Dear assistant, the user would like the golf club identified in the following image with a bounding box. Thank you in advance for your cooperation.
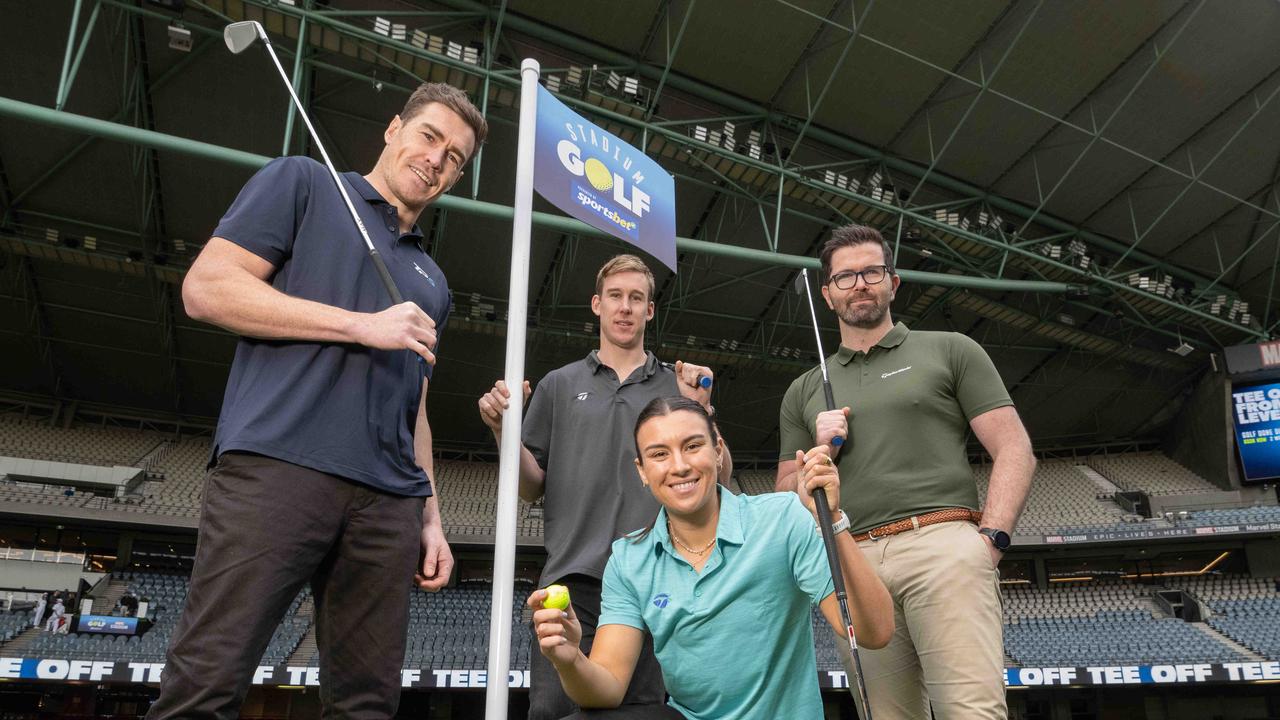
[657,364,714,389]
[224,20,404,306]
[797,270,843,448]
[796,267,873,719]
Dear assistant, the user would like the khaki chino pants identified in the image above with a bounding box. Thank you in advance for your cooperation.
[838,520,1005,720]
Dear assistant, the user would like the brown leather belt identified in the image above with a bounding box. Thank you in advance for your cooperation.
[851,507,982,542]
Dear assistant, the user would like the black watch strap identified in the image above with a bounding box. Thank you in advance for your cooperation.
[978,527,1012,551]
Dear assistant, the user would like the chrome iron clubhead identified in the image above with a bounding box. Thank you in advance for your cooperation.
[223,21,266,55]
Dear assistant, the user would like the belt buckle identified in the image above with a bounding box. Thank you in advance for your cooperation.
[866,527,883,542]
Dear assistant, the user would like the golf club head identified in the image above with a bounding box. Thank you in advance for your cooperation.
[794,268,809,295]
[224,21,265,55]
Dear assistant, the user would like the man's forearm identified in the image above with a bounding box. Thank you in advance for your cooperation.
[185,267,365,343]
[493,430,547,502]
[775,464,797,493]
[981,447,1035,532]
[515,445,547,502]
[417,403,443,525]
[423,493,443,530]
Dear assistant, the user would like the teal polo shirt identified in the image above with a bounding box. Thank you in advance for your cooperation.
[778,323,1012,533]
[599,487,835,720]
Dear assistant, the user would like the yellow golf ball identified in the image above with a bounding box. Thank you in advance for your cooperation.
[583,158,614,192]
[543,584,571,611]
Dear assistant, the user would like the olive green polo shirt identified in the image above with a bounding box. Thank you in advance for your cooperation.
[778,323,1012,534]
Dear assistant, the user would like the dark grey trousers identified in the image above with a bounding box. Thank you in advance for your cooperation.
[528,575,672,720]
[145,451,424,720]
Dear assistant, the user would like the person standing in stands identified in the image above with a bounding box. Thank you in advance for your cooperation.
[478,255,730,720]
[44,597,64,633]
[146,83,487,718]
[776,224,1035,719]
[31,592,46,628]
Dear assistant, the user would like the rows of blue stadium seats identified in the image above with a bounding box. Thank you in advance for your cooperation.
[1004,610,1242,666]
[0,609,32,642]
[4,416,1275,540]
[1208,597,1280,659]
[6,572,1280,670]
[1184,506,1280,526]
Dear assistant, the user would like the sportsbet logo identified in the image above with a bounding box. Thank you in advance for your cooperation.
[556,125,651,238]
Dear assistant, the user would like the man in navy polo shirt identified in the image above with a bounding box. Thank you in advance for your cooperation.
[147,83,487,719]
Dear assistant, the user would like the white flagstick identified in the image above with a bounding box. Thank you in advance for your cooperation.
[485,58,540,720]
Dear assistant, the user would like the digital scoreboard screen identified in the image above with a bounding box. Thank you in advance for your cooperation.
[1232,380,1280,483]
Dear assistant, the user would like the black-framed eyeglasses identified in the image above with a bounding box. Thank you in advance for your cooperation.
[829,265,890,289]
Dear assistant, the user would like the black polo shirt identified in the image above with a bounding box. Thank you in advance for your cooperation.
[523,351,680,584]
[209,156,450,496]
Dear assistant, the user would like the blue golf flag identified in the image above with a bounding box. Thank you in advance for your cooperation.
[532,85,677,271]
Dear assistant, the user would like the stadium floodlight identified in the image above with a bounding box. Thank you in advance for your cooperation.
[223,20,405,306]
[167,23,192,52]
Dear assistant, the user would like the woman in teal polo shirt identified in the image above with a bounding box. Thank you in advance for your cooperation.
[527,396,893,719]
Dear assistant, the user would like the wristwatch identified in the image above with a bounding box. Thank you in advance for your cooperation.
[830,510,850,535]
[978,527,1012,552]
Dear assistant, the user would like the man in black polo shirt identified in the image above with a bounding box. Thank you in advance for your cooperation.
[147,83,487,718]
[478,254,731,720]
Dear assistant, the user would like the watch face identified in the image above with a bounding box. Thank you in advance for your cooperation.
[982,528,1011,550]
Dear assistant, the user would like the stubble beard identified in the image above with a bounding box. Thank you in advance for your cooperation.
[836,293,890,329]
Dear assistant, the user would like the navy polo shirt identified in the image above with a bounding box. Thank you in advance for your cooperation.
[209,156,450,496]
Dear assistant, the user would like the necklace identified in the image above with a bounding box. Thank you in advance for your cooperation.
[667,518,716,556]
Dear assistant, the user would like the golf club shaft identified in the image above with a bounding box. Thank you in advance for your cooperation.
[814,496,873,718]
[800,270,843,448]
[255,30,404,305]
[799,269,872,718]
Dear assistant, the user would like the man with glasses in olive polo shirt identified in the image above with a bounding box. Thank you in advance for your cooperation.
[776,223,1036,720]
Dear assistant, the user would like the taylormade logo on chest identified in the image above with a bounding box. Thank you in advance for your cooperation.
[881,366,912,379]
[412,262,436,287]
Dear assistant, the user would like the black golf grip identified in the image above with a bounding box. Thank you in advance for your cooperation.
[822,380,845,447]
[369,248,432,374]
[369,249,404,305]
[813,490,846,601]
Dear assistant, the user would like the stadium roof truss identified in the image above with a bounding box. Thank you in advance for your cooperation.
[2,0,1279,450]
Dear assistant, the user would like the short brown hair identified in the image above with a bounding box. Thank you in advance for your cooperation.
[819,224,895,284]
[595,254,656,300]
[399,83,489,162]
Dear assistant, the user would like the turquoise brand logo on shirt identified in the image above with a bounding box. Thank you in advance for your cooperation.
[652,593,670,609]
